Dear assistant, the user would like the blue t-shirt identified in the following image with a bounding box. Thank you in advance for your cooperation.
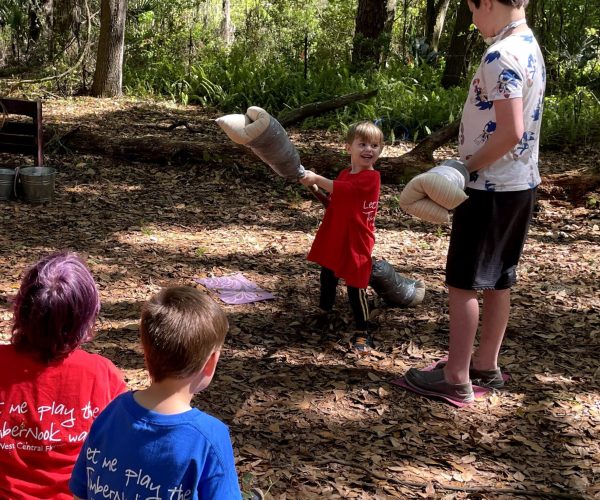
[69,391,242,500]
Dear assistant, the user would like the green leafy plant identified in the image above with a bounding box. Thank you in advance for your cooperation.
[194,247,208,257]
[541,88,600,149]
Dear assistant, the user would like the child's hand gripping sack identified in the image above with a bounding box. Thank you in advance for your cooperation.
[398,159,469,224]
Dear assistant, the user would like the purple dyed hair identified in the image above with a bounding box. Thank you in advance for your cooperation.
[11,252,100,363]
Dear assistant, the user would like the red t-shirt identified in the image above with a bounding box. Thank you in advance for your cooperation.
[308,168,380,288]
[0,344,126,499]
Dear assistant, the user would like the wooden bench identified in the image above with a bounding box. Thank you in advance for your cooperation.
[0,98,44,166]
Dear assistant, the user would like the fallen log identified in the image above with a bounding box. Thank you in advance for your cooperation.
[278,90,378,127]
[51,126,597,202]
[53,126,428,181]
[409,118,460,162]
[54,128,246,164]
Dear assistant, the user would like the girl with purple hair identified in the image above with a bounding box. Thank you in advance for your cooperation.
[0,252,126,499]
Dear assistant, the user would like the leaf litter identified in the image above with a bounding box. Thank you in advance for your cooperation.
[0,98,598,499]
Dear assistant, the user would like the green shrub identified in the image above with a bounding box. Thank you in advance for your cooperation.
[120,0,598,151]
[541,88,600,149]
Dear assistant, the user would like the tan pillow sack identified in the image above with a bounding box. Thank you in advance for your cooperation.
[215,106,271,145]
[399,171,469,224]
[399,193,453,224]
[216,106,305,181]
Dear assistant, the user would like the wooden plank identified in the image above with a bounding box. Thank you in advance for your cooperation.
[0,143,36,154]
[0,122,35,135]
[0,133,36,146]
[0,98,38,117]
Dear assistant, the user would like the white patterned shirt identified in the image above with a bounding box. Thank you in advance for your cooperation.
[459,28,546,192]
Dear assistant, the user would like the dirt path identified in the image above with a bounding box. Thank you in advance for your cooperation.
[0,98,598,499]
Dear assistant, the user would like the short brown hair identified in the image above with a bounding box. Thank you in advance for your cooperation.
[346,121,384,145]
[140,287,229,382]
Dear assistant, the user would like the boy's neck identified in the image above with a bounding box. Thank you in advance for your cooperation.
[491,6,527,36]
[134,378,195,415]
[350,165,374,174]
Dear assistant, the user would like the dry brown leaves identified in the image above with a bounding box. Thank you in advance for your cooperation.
[0,98,598,499]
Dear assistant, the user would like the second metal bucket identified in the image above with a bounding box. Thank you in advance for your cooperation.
[19,166,56,203]
[0,168,16,201]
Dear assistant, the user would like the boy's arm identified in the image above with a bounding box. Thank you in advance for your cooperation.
[299,170,334,193]
[465,97,524,172]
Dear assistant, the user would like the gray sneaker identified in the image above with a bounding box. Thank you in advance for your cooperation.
[469,367,504,389]
[435,361,505,389]
[404,368,474,404]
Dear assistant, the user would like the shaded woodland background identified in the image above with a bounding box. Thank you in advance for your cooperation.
[0,0,599,498]
[0,0,599,150]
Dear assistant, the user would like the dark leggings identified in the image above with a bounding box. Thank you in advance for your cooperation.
[319,267,369,330]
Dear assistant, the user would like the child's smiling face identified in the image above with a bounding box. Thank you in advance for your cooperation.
[346,136,383,172]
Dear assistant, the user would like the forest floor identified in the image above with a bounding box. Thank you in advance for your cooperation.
[0,98,599,499]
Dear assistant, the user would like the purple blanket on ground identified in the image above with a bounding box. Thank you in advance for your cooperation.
[194,274,275,305]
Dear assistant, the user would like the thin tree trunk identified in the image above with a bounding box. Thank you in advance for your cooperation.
[401,0,409,61]
[220,0,233,46]
[431,0,451,52]
[52,0,78,56]
[441,0,473,88]
[381,0,398,66]
[424,0,435,45]
[28,0,53,44]
[425,0,451,52]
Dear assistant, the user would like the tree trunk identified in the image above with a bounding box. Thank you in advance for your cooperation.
[431,0,451,52]
[52,0,77,56]
[424,0,435,46]
[351,0,388,71]
[441,0,473,89]
[408,118,459,161]
[28,0,53,45]
[220,0,233,46]
[381,0,398,66]
[91,0,127,97]
[425,0,451,52]
[57,127,432,183]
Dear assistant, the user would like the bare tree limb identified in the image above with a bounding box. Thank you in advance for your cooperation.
[2,0,92,89]
[277,90,378,127]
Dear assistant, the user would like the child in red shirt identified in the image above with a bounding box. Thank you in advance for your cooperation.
[300,121,383,350]
[0,252,126,499]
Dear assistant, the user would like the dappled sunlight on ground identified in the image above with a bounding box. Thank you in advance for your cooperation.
[0,99,598,498]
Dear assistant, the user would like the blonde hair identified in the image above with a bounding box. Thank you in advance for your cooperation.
[346,121,384,146]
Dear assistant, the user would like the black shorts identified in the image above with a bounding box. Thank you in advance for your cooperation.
[445,187,536,290]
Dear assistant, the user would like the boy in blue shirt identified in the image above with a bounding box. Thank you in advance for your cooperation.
[70,287,242,499]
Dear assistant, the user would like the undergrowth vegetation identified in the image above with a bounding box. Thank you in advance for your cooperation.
[1,0,598,149]
[118,0,599,148]
[124,39,600,148]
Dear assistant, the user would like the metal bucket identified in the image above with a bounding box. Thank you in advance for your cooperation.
[0,168,16,201]
[19,166,56,203]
